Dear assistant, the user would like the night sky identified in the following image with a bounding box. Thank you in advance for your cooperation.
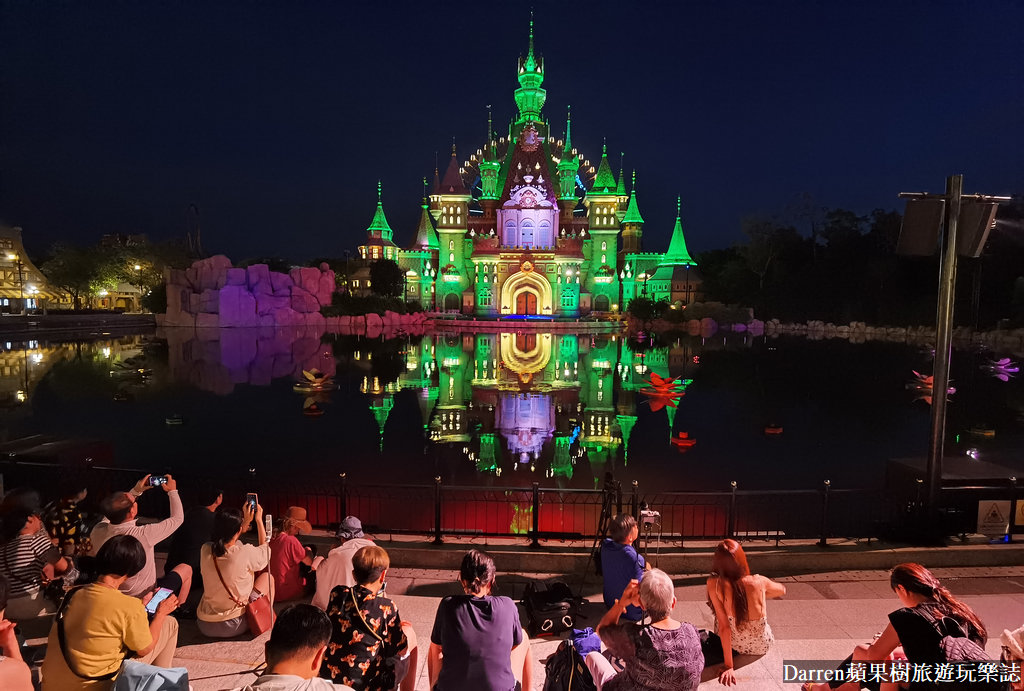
[2,0,1021,262]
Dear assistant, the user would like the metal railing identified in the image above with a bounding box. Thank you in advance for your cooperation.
[0,459,1016,546]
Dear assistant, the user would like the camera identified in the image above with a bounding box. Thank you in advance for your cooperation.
[147,475,168,487]
[640,508,661,526]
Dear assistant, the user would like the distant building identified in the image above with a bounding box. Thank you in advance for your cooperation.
[0,226,69,312]
[352,23,701,316]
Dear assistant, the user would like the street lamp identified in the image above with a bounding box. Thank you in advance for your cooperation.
[897,175,1009,518]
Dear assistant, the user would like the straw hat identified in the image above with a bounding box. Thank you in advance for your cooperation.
[282,506,312,534]
[1002,625,1024,661]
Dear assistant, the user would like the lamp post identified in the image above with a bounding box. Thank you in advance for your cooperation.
[897,176,1009,517]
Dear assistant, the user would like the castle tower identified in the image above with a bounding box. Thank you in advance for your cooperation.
[435,146,472,312]
[357,181,397,262]
[620,171,645,257]
[584,144,621,312]
[513,16,546,129]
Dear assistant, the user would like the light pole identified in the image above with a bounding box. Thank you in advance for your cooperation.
[898,176,1009,517]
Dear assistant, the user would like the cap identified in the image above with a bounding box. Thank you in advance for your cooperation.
[336,515,364,539]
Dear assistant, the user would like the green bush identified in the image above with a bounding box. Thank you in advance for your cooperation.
[322,293,422,317]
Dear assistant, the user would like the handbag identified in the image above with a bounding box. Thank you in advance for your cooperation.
[211,554,275,635]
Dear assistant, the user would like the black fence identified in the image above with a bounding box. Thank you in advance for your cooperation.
[4,459,1016,547]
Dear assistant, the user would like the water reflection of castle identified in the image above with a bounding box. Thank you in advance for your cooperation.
[393,331,701,483]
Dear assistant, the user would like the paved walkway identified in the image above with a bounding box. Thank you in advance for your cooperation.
[172,565,1024,690]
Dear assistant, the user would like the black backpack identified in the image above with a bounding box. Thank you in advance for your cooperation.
[917,607,1011,691]
[523,581,581,636]
[543,640,596,691]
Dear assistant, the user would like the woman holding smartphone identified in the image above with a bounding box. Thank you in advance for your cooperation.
[197,499,273,638]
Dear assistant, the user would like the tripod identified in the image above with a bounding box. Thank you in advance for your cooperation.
[578,478,620,598]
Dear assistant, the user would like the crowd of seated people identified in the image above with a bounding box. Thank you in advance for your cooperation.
[3,483,1020,691]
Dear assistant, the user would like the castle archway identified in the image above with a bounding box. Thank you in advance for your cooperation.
[500,269,552,317]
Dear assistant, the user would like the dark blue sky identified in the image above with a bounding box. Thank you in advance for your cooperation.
[2,0,1021,261]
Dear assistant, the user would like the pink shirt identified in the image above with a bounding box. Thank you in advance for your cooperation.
[269,533,306,601]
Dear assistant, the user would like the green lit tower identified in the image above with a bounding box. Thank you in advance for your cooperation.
[620,171,645,257]
[398,179,440,308]
[479,108,502,202]
[583,144,621,312]
[649,197,701,306]
[434,145,472,312]
[357,181,398,262]
[513,16,546,129]
[556,107,577,202]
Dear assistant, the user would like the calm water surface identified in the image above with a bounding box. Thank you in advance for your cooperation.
[1,327,1022,493]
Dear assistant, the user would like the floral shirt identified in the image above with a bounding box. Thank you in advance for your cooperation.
[320,585,408,691]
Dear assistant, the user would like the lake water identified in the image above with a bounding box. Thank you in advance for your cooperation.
[1,326,1022,497]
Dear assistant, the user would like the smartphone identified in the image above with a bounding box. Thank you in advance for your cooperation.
[246,493,258,511]
[145,587,174,614]
[147,475,168,487]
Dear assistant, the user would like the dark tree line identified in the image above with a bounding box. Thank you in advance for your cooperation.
[697,199,1024,328]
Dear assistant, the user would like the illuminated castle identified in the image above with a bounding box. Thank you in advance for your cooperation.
[357,22,700,317]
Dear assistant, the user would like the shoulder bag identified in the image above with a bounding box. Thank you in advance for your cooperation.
[56,586,128,680]
[211,552,274,635]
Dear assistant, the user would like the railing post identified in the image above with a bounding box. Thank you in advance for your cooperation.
[530,482,540,548]
[818,480,831,547]
[727,481,738,538]
[1009,476,1018,544]
[631,481,639,520]
[338,472,347,522]
[433,476,443,545]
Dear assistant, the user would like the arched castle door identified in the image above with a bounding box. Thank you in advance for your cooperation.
[500,269,552,317]
[515,291,538,315]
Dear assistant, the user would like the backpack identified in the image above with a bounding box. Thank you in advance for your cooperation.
[543,640,597,691]
[916,606,1011,691]
[523,581,581,636]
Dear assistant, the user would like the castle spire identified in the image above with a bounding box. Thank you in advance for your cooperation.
[622,170,645,224]
[514,14,546,125]
[563,105,572,153]
[366,180,393,241]
[616,152,627,196]
[413,176,439,250]
[591,140,618,194]
[663,196,696,266]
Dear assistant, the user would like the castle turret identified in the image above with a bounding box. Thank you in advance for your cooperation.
[557,106,577,202]
[513,17,546,128]
[620,171,645,257]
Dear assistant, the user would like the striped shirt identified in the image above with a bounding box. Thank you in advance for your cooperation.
[0,530,59,597]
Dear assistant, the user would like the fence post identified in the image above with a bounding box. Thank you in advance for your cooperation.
[1010,476,1018,544]
[631,481,639,520]
[338,472,347,522]
[818,480,831,547]
[433,476,443,545]
[727,481,737,538]
[530,482,540,548]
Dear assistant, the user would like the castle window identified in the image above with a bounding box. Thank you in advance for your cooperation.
[601,241,607,250]
[602,255,606,263]
[352,280,359,288]
[449,240,455,250]
[561,292,575,308]
[449,253,455,262]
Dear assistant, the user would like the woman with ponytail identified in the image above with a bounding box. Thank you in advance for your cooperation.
[197,502,272,638]
[427,549,531,691]
[804,562,987,691]
[706,539,786,686]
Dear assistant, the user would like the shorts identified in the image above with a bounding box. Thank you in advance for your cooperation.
[197,589,261,638]
[155,571,184,597]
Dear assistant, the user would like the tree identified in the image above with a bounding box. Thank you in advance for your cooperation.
[369,259,405,298]
[41,244,104,309]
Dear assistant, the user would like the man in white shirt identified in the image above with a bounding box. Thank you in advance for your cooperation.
[310,516,374,610]
[235,604,352,691]
[90,474,192,605]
